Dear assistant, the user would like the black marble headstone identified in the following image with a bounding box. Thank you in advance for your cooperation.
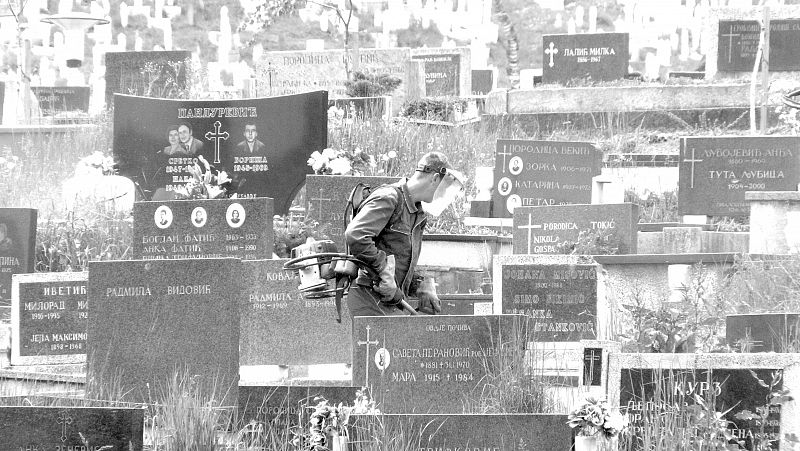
[32,86,90,115]
[11,272,88,365]
[237,385,358,430]
[87,258,241,404]
[352,315,528,414]
[240,259,351,365]
[678,136,800,216]
[542,33,629,84]
[104,50,191,108]
[471,69,494,95]
[113,92,327,214]
[412,53,460,97]
[512,204,639,254]
[132,198,274,260]
[501,264,597,341]
[493,140,602,218]
[726,313,800,353]
[620,368,781,451]
[718,20,800,72]
[0,208,37,313]
[0,406,144,449]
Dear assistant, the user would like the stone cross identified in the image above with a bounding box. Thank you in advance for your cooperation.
[205,121,229,164]
[545,42,558,67]
[518,213,542,254]
[57,410,73,443]
[683,147,703,189]
[357,325,379,385]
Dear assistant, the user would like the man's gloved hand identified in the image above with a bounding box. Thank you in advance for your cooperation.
[416,277,441,315]
[374,255,398,299]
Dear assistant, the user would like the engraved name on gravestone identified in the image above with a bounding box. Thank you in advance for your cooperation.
[513,204,639,255]
[11,272,88,365]
[350,414,572,450]
[0,208,36,313]
[411,53,460,97]
[678,136,800,216]
[132,198,273,260]
[238,385,357,430]
[0,406,145,450]
[718,20,800,72]
[621,368,781,451]
[31,86,90,116]
[726,313,800,353]
[304,175,400,251]
[88,258,241,404]
[500,264,597,341]
[114,92,327,214]
[352,315,528,414]
[104,50,191,108]
[542,32,629,84]
[493,140,601,218]
[241,259,351,365]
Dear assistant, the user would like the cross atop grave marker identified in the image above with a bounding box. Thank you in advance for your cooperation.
[497,144,511,174]
[310,188,332,221]
[545,42,559,67]
[683,148,703,189]
[518,213,543,254]
[357,325,379,385]
[57,410,73,442]
[205,120,230,164]
[721,30,740,63]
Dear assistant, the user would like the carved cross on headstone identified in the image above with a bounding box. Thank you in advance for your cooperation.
[357,325,379,386]
[57,410,73,443]
[497,144,511,174]
[310,188,331,221]
[545,42,559,67]
[721,29,740,63]
[582,348,602,386]
[518,213,543,254]
[205,120,229,164]
[683,147,703,189]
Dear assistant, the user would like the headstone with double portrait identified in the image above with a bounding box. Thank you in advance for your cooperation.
[131,198,274,260]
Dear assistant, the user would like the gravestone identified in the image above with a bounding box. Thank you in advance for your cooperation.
[11,272,88,365]
[238,385,357,430]
[0,406,144,449]
[718,20,800,72]
[104,50,191,107]
[87,258,241,404]
[31,86,90,116]
[542,32,629,84]
[349,414,571,450]
[494,255,600,342]
[411,53,460,96]
[352,314,529,414]
[610,354,800,451]
[678,136,800,216]
[241,259,351,365]
[512,203,639,255]
[329,96,390,121]
[492,140,602,218]
[304,175,400,251]
[113,92,327,214]
[471,68,494,95]
[726,313,800,353]
[132,198,274,260]
[0,208,37,313]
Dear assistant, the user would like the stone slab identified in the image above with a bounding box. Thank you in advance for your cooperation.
[31,86,90,115]
[726,313,800,353]
[542,32,629,84]
[11,272,88,365]
[492,140,601,218]
[0,406,144,449]
[678,136,800,216]
[0,208,37,310]
[104,50,191,108]
[132,198,274,260]
[471,69,494,95]
[717,19,800,72]
[87,258,241,404]
[352,314,529,414]
[241,259,352,365]
[237,385,357,430]
[410,47,471,97]
[512,203,638,255]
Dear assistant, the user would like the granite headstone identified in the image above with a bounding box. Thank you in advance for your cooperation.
[411,53,461,97]
[304,175,400,251]
[238,385,358,430]
[11,272,88,365]
[512,203,639,255]
[31,86,91,116]
[0,208,37,313]
[726,313,800,353]
[493,140,602,218]
[678,136,800,216]
[132,198,274,260]
[240,259,352,365]
[113,92,327,214]
[87,258,241,404]
[104,50,191,108]
[0,406,144,449]
[352,314,529,414]
[542,32,629,84]
[471,69,494,95]
[718,20,800,72]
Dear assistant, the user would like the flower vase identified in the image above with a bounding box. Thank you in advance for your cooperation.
[574,435,598,451]
[330,433,348,451]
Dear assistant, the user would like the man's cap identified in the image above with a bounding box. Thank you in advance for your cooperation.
[416,152,451,175]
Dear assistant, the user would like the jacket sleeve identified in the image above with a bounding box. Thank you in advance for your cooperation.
[344,188,398,275]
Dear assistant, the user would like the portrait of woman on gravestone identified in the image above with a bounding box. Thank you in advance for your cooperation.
[162,125,183,156]
[0,223,13,252]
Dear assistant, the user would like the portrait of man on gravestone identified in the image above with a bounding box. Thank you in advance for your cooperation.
[0,223,13,252]
[235,123,266,154]
[154,206,173,229]
[177,123,204,155]
[509,156,523,175]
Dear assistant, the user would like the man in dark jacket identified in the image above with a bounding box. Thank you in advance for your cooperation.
[344,152,465,317]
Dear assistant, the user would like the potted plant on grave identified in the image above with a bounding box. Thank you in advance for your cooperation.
[294,388,379,451]
[567,397,629,451]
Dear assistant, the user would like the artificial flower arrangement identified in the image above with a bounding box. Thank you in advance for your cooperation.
[296,387,379,451]
[173,155,238,199]
[567,396,629,439]
[307,147,397,176]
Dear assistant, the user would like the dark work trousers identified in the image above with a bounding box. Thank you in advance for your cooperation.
[347,285,405,318]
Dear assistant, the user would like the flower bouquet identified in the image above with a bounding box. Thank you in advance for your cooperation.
[567,397,629,451]
[173,155,238,199]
